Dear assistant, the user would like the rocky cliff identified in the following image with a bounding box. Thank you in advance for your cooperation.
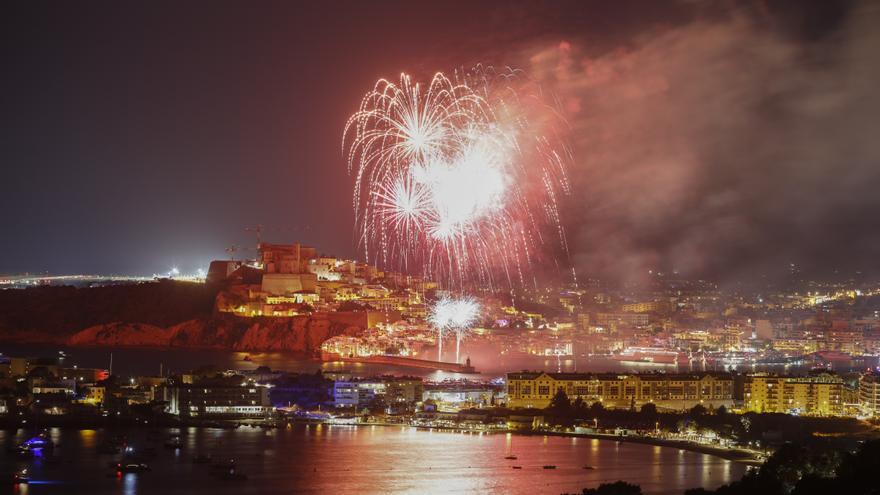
[1,282,367,353]
[64,312,366,353]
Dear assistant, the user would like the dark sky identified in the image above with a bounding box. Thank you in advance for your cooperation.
[2,1,877,285]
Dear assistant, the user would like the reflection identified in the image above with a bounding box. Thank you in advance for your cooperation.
[122,473,137,495]
[2,425,745,494]
[79,429,97,449]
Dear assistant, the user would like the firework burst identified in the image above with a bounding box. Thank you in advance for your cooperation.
[344,66,571,289]
[429,294,480,363]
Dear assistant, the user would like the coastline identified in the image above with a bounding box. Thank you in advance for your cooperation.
[346,422,766,465]
[0,415,765,465]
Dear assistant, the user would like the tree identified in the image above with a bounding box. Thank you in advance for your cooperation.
[689,404,708,417]
[589,401,606,416]
[580,481,642,495]
[716,405,728,416]
[549,388,571,412]
[639,402,658,418]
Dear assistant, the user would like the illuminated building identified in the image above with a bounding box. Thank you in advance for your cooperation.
[772,339,819,354]
[743,373,845,416]
[81,385,105,405]
[594,313,650,328]
[163,377,272,418]
[621,301,661,313]
[858,372,880,417]
[259,242,317,274]
[423,382,503,411]
[506,372,733,410]
[30,378,76,396]
[332,377,423,409]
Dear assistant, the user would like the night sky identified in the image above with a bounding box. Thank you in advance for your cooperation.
[3,1,877,286]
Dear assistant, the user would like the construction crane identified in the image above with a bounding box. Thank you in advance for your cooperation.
[245,224,263,249]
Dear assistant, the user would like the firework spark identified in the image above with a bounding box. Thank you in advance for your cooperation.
[429,295,480,363]
[344,66,571,288]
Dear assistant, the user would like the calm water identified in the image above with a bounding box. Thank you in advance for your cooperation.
[1,343,855,380]
[0,426,746,494]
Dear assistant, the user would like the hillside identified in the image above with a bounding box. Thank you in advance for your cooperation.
[0,280,217,343]
[0,281,366,353]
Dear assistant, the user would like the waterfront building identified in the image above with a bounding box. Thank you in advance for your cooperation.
[743,373,845,416]
[31,378,76,396]
[506,372,733,410]
[422,381,504,411]
[81,385,105,406]
[332,377,423,410]
[163,376,273,417]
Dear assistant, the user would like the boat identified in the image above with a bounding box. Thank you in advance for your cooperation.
[512,466,523,470]
[612,347,687,366]
[193,454,213,464]
[583,465,595,470]
[117,463,151,473]
[13,469,29,484]
[504,455,518,460]
[542,465,557,470]
[16,433,55,458]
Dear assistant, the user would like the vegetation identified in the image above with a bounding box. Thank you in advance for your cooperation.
[568,440,880,495]
[540,392,871,445]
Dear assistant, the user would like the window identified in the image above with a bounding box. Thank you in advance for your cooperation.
[538,386,550,395]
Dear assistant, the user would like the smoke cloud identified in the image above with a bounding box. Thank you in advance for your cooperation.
[524,2,880,286]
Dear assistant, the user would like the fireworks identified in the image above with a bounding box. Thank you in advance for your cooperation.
[344,66,572,289]
[429,295,480,363]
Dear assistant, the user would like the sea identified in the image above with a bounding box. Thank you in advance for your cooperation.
[1,425,747,494]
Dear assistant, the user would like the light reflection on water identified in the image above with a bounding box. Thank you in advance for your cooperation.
[0,426,747,494]
[3,343,869,379]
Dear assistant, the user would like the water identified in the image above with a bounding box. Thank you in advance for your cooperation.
[1,426,746,494]
[2,343,858,381]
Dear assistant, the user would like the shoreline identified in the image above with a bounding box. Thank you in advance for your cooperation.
[0,417,766,464]
[347,422,766,465]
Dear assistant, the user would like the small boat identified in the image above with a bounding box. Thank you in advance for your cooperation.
[18,432,54,452]
[193,454,213,464]
[542,465,557,470]
[13,468,30,484]
[512,466,523,470]
[583,465,595,470]
[504,455,518,460]
[117,463,151,473]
